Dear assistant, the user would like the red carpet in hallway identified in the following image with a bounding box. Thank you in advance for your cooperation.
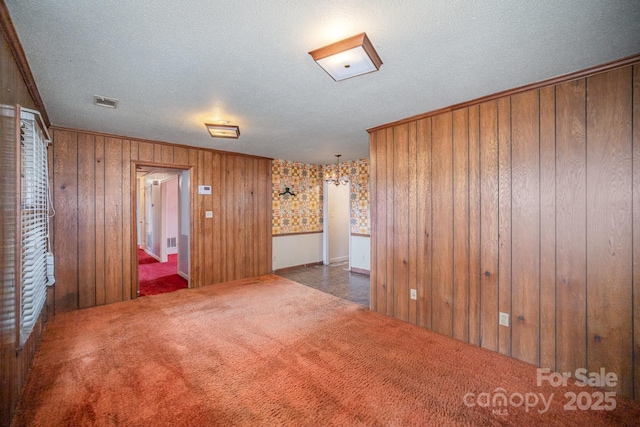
[138,248,187,296]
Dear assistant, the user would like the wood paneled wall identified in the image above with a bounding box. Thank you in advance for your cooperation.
[369,61,640,399]
[50,128,272,313]
[0,19,47,427]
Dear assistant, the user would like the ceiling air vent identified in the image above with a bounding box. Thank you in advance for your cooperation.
[93,95,119,109]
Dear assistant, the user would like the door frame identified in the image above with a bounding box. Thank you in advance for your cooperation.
[131,161,192,298]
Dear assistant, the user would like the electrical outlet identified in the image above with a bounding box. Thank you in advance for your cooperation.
[410,289,417,300]
[499,312,509,327]
[205,211,213,218]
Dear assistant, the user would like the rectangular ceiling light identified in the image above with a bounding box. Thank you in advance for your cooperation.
[308,32,382,81]
[205,123,240,139]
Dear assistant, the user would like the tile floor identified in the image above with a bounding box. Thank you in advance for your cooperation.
[276,262,370,308]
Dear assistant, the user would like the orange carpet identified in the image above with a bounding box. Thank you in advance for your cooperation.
[11,275,640,426]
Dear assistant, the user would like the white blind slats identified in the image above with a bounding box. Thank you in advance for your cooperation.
[0,104,17,344]
[18,109,51,346]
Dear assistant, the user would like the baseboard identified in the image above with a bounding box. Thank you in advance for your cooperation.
[144,249,161,262]
[350,267,370,276]
[329,256,349,264]
[178,271,189,282]
[273,261,323,273]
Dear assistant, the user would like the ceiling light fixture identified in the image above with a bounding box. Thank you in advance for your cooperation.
[205,123,240,139]
[308,32,382,81]
[324,154,349,186]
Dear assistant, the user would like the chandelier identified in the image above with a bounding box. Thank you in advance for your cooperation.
[324,154,349,186]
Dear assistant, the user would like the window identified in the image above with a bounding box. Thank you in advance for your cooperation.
[0,104,17,345]
[18,107,53,346]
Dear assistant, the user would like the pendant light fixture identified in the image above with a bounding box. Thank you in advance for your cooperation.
[324,154,349,186]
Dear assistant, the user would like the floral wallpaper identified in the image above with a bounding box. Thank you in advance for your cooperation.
[272,159,323,235]
[272,158,370,236]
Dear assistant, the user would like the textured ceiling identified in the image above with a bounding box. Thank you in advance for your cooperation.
[6,0,640,164]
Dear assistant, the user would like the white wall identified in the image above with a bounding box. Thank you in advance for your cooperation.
[272,233,322,271]
[178,170,189,279]
[150,183,162,258]
[164,177,178,256]
[327,183,350,263]
[350,235,370,272]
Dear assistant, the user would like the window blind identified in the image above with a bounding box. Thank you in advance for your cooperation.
[0,105,17,345]
[18,108,52,346]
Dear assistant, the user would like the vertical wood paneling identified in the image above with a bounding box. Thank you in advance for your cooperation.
[264,158,272,274]
[511,90,540,365]
[497,97,512,356]
[431,113,453,336]
[173,146,189,165]
[138,141,153,162]
[633,64,640,399]
[452,108,469,341]
[122,140,131,300]
[53,130,78,312]
[246,158,256,278]
[479,101,499,351]
[225,155,236,280]
[369,132,378,311]
[234,156,246,280]
[555,78,587,374]
[104,138,123,304]
[192,148,204,287]
[586,67,633,396]
[77,133,96,309]
[153,144,162,163]
[375,130,388,315]
[130,140,139,161]
[408,122,418,324]
[94,136,106,305]
[539,86,556,370]
[218,153,228,283]
[385,128,395,316]
[212,153,222,284]
[468,105,481,346]
[416,118,432,329]
[129,141,138,298]
[161,144,173,163]
[393,124,410,321]
[203,151,214,285]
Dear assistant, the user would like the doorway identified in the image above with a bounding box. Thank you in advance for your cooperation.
[322,181,351,268]
[134,164,191,296]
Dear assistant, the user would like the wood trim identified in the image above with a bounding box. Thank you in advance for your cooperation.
[368,53,640,133]
[273,261,323,273]
[134,160,191,171]
[0,4,50,127]
[350,233,370,237]
[51,126,273,160]
[351,267,370,276]
[273,231,323,237]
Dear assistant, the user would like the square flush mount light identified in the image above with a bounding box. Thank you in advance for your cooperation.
[308,32,382,81]
[205,123,240,139]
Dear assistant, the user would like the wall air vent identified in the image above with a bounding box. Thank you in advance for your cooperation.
[93,95,119,109]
